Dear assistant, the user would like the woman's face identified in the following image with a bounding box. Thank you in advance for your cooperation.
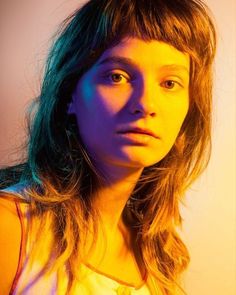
[69,37,189,171]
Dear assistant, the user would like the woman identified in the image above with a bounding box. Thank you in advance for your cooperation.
[0,0,216,294]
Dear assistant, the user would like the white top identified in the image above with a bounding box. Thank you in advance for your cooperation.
[13,261,152,295]
[1,184,154,294]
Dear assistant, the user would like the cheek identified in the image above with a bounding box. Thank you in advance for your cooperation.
[73,94,116,146]
[163,102,189,142]
[78,86,127,120]
[96,85,132,113]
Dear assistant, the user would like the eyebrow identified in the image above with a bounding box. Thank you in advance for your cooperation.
[96,56,189,74]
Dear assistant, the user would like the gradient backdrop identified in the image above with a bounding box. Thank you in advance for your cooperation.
[0,1,235,294]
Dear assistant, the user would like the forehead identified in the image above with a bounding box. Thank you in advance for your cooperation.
[94,37,190,72]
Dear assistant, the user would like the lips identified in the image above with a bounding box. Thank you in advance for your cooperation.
[117,127,158,138]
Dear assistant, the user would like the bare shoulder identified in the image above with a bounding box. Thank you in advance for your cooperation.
[0,196,22,295]
[0,195,20,215]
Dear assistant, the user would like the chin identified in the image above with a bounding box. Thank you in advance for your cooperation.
[116,154,163,169]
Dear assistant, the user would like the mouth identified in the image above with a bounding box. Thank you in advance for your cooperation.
[116,127,159,145]
[117,128,158,138]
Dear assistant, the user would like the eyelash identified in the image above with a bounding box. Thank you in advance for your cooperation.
[104,72,130,84]
[160,80,182,90]
[103,72,183,90]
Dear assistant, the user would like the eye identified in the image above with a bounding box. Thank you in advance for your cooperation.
[111,73,124,83]
[104,71,130,84]
[161,80,182,90]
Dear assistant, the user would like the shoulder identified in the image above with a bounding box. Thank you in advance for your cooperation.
[0,189,23,294]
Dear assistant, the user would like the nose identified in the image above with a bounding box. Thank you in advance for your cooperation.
[129,78,157,118]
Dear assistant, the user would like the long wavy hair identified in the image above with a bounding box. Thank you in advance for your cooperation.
[0,0,216,294]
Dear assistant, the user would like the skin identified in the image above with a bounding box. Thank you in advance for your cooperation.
[68,37,190,283]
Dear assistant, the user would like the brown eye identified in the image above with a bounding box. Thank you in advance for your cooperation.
[160,79,183,91]
[102,71,130,85]
[163,80,175,89]
[111,73,123,83]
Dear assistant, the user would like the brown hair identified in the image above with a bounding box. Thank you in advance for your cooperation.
[0,0,216,294]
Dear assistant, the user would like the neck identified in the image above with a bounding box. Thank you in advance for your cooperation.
[80,165,144,263]
[92,166,143,234]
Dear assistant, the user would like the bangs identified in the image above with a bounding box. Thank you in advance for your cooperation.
[88,0,215,65]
